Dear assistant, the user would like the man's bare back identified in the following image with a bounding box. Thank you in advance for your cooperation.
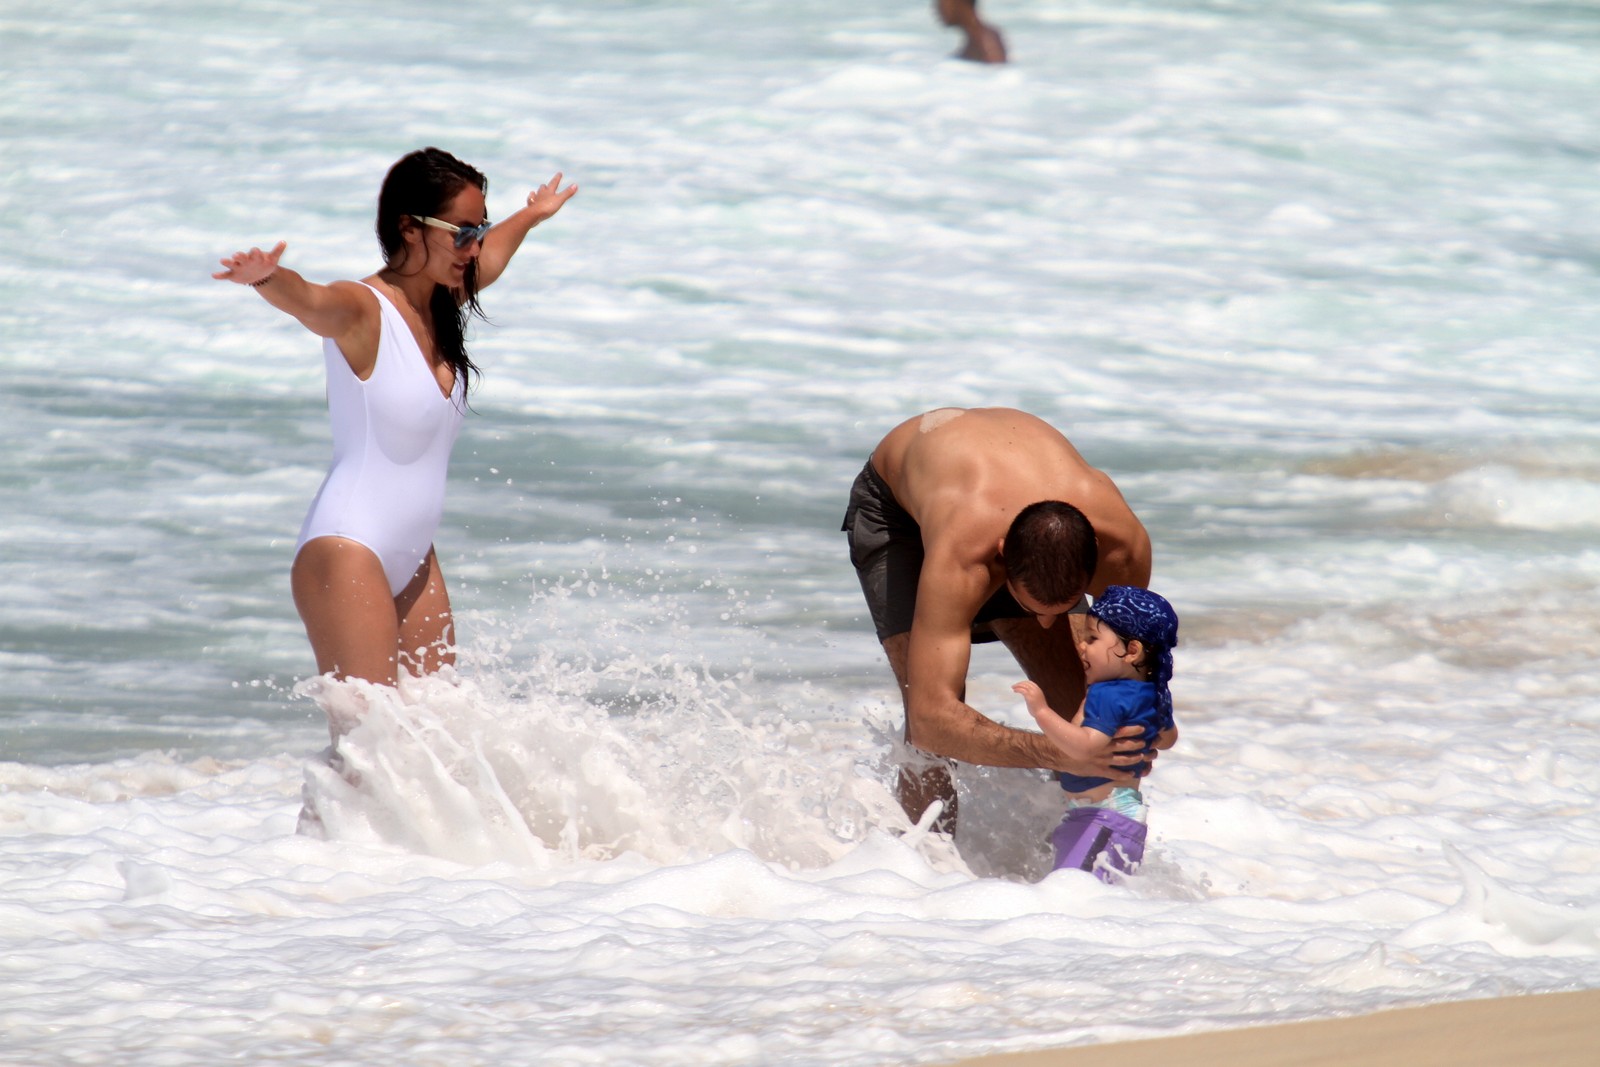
[844,407,1154,831]
[872,407,1150,594]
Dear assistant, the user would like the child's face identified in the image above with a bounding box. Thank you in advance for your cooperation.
[1078,617,1142,685]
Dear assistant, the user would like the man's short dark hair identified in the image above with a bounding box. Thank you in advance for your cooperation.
[1002,501,1098,606]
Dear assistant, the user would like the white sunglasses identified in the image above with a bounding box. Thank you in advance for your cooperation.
[412,215,491,248]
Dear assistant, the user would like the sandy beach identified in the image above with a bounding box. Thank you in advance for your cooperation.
[945,990,1599,1067]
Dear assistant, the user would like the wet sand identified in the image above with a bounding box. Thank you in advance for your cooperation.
[944,989,1599,1067]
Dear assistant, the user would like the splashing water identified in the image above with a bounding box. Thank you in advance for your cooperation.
[297,655,932,873]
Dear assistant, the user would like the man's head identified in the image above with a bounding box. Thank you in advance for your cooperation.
[936,0,978,29]
[999,501,1098,613]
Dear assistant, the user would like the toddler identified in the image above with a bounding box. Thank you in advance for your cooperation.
[1014,585,1179,880]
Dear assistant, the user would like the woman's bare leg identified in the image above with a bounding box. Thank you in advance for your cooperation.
[291,537,402,688]
[290,537,400,837]
[290,538,455,834]
[394,546,455,677]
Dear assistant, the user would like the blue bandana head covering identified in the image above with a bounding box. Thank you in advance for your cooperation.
[1088,585,1179,724]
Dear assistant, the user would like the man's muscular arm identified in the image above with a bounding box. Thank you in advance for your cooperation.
[902,555,1141,779]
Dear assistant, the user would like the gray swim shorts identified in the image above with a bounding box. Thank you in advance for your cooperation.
[842,459,1043,643]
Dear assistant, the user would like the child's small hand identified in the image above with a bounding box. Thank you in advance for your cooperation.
[1012,680,1050,719]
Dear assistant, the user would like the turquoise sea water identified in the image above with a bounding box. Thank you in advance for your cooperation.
[2,2,1598,1063]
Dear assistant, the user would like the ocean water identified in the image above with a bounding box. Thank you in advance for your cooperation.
[3,0,1599,1063]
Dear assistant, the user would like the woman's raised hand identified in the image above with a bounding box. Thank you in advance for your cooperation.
[525,173,578,224]
[213,241,287,285]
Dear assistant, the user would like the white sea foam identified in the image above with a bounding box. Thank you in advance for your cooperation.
[4,622,1595,1064]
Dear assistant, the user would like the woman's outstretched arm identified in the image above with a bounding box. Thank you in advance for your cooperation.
[213,241,370,341]
[474,172,578,290]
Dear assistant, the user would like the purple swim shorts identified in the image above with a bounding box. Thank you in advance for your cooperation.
[1050,806,1147,881]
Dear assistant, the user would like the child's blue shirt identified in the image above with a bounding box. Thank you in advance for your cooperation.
[1057,678,1169,793]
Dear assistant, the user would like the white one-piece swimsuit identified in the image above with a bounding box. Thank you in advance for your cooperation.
[295,283,465,595]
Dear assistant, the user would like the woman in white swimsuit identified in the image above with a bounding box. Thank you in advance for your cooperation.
[215,148,576,720]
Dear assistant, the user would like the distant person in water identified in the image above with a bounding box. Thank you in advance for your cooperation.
[213,149,576,734]
[842,408,1156,837]
[1014,585,1179,881]
[935,0,1007,64]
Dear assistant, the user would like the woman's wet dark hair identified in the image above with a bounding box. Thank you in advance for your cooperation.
[376,147,488,399]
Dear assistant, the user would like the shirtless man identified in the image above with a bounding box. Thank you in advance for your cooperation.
[935,0,1007,64]
[842,408,1155,832]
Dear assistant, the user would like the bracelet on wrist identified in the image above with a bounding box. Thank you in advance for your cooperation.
[249,273,276,288]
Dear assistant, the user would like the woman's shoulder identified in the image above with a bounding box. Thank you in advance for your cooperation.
[327,277,392,320]
[340,277,385,301]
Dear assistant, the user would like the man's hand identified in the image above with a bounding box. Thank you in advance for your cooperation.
[1052,723,1152,783]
